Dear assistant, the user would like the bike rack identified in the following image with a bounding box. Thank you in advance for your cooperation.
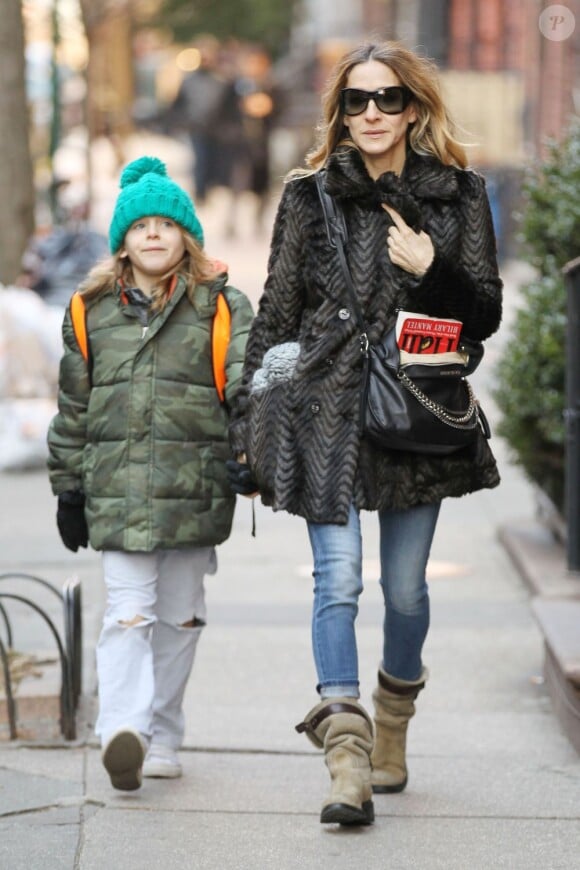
[0,573,82,741]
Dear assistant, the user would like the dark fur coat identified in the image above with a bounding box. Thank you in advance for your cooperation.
[230,147,502,523]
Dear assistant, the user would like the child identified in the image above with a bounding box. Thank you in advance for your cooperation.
[47,156,253,790]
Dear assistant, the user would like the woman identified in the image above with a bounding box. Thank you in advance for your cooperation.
[48,157,253,790]
[227,42,502,826]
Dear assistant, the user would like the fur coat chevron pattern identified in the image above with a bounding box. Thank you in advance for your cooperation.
[230,147,502,524]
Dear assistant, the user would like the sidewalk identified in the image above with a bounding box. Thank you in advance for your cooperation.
[1,154,579,867]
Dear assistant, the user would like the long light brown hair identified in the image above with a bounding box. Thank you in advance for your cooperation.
[303,41,467,172]
[78,231,215,313]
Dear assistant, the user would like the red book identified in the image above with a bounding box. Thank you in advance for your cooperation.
[396,313,462,354]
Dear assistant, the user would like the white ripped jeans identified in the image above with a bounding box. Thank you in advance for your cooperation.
[95,547,216,749]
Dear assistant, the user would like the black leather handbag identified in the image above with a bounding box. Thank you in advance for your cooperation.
[315,172,490,455]
[363,324,489,454]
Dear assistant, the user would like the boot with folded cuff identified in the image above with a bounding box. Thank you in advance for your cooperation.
[296,697,375,826]
[370,665,428,794]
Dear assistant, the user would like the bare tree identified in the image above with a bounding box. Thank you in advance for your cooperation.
[0,0,35,284]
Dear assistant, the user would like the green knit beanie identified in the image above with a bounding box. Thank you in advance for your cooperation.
[108,156,204,253]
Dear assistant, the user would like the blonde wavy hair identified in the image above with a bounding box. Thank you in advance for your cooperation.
[78,231,214,313]
[303,41,467,172]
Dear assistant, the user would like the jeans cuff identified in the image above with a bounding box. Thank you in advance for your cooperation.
[318,682,360,699]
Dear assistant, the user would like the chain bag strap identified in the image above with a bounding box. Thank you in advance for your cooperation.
[398,370,477,428]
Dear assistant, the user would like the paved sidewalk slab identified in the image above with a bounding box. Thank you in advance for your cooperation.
[0,809,80,870]
[83,745,580,820]
[0,764,83,816]
[79,809,580,870]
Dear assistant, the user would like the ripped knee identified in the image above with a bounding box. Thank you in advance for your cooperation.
[178,616,206,629]
[117,614,153,628]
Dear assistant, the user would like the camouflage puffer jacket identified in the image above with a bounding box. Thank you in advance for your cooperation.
[48,272,253,551]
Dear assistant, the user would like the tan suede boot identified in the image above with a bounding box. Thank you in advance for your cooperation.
[296,698,375,825]
[370,666,428,794]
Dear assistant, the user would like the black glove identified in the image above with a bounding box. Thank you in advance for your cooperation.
[56,491,89,552]
[225,459,259,495]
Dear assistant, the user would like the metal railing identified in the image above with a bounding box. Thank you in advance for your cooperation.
[0,573,82,740]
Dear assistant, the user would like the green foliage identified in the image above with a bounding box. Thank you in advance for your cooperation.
[493,118,580,511]
[519,124,580,272]
[150,0,300,57]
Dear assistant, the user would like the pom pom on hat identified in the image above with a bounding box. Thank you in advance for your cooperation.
[108,155,204,253]
[120,156,167,187]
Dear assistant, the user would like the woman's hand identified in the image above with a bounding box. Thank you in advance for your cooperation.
[383,205,434,276]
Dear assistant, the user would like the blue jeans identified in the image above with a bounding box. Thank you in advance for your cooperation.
[307,501,440,698]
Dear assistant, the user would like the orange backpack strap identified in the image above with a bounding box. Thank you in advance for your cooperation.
[70,291,89,362]
[70,288,230,400]
[212,291,231,404]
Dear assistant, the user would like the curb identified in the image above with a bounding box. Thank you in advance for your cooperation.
[499,519,580,754]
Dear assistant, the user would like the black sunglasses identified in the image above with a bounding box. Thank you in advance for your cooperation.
[341,86,413,116]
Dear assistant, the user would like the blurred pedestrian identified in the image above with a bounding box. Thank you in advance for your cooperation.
[210,49,252,235]
[169,37,229,203]
[227,42,502,826]
[47,156,253,791]
[237,48,278,234]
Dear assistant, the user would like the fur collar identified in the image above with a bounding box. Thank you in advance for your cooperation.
[323,147,460,231]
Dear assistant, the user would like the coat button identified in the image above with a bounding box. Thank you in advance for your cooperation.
[310,401,321,414]
[338,308,351,320]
